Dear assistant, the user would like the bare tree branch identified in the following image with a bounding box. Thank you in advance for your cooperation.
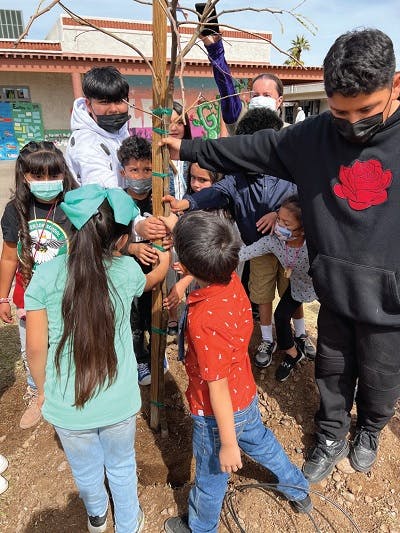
[15,0,60,46]
[58,2,156,77]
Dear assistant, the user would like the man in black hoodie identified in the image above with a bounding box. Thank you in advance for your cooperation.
[162,28,400,483]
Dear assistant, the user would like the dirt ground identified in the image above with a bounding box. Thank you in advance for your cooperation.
[1,302,400,533]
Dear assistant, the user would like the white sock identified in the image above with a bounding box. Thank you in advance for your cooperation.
[260,324,273,342]
[293,318,305,337]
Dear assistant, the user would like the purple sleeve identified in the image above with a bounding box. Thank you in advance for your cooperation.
[205,40,243,125]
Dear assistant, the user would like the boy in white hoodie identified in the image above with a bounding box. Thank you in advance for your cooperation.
[66,66,166,240]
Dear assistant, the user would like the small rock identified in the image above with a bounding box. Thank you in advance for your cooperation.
[168,507,175,516]
[57,461,68,472]
[22,440,31,449]
[346,481,362,496]
[280,419,291,427]
[375,511,382,518]
[295,447,303,454]
[335,481,344,490]
[342,491,355,503]
[387,498,395,507]
[238,510,246,520]
[379,524,389,532]
[332,472,341,482]
[336,458,356,474]
[0,435,6,443]
[160,508,169,516]
[365,496,373,504]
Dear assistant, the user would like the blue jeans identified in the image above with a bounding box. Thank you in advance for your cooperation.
[55,415,140,533]
[189,395,309,533]
[18,316,36,390]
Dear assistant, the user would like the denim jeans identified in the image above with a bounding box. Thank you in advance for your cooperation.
[189,395,309,533]
[55,415,140,533]
[18,316,36,390]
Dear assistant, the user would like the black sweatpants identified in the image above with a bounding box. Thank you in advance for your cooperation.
[315,304,400,440]
[274,285,302,351]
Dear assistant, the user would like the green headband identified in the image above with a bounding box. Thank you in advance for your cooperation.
[60,184,139,230]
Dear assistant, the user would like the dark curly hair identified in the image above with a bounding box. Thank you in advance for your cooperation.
[14,141,77,285]
[117,135,152,167]
[323,29,395,97]
[235,107,283,135]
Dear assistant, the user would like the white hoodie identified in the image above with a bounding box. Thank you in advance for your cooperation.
[66,98,128,188]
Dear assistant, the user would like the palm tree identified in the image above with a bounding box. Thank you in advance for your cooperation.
[284,35,310,66]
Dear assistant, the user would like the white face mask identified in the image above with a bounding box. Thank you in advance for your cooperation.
[248,95,277,111]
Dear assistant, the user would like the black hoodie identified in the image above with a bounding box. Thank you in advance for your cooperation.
[180,107,400,326]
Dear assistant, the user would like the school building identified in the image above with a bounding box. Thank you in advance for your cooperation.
[0,11,324,160]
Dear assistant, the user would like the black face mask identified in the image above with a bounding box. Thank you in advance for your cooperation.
[95,112,130,133]
[332,92,392,144]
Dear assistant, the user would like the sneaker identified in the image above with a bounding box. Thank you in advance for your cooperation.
[87,511,107,533]
[135,507,145,532]
[289,494,313,514]
[255,340,277,368]
[302,436,349,483]
[275,350,304,382]
[138,362,152,386]
[138,357,169,386]
[164,515,190,533]
[19,386,42,429]
[0,454,8,474]
[349,428,380,473]
[295,334,316,360]
[0,475,8,495]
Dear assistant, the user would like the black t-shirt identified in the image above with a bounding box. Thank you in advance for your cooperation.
[1,199,71,267]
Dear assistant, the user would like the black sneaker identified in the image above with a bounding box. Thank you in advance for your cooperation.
[302,436,349,483]
[349,428,380,473]
[289,494,313,514]
[275,350,304,382]
[87,511,107,533]
[295,334,316,360]
[164,515,190,533]
[255,340,277,368]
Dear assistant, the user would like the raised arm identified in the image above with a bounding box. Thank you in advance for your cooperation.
[202,35,243,127]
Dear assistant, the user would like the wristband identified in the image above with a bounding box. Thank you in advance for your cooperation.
[0,297,12,304]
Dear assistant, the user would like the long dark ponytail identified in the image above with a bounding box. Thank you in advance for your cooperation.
[55,199,130,407]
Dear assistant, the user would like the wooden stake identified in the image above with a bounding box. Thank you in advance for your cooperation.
[150,0,170,433]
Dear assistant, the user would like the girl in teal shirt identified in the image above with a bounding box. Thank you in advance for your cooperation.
[25,184,170,533]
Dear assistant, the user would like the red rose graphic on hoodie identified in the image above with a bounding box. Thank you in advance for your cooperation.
[333,159,392,210]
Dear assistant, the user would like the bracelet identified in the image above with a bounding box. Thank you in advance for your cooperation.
[0,297,12,304]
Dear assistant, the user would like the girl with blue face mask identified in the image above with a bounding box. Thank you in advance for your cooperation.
[239,195,317,383]
[0,140,77,430]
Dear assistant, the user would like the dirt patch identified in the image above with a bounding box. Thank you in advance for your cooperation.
[1,303,400,532]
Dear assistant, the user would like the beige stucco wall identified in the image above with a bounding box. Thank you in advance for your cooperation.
[1,72,74,130]
[56,19,271,63]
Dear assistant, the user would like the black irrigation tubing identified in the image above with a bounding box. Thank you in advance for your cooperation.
[223,482,362,533]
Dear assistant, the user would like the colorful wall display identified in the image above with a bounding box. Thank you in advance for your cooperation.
[0,102,19,160]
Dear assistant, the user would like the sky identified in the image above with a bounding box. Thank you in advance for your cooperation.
[4,0,400,67]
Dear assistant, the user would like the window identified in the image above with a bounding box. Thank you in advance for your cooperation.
[0,86,31,102]
[0,10,24,39]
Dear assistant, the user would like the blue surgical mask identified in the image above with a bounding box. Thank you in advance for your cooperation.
[126,177,152,195]
[249,96,277,111]
[29,180,63,202]
[274,223,293,241]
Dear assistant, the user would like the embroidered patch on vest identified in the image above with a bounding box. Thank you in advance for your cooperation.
[333,159,392,210]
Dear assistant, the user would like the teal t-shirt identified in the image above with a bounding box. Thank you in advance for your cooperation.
[25,254,146,430]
